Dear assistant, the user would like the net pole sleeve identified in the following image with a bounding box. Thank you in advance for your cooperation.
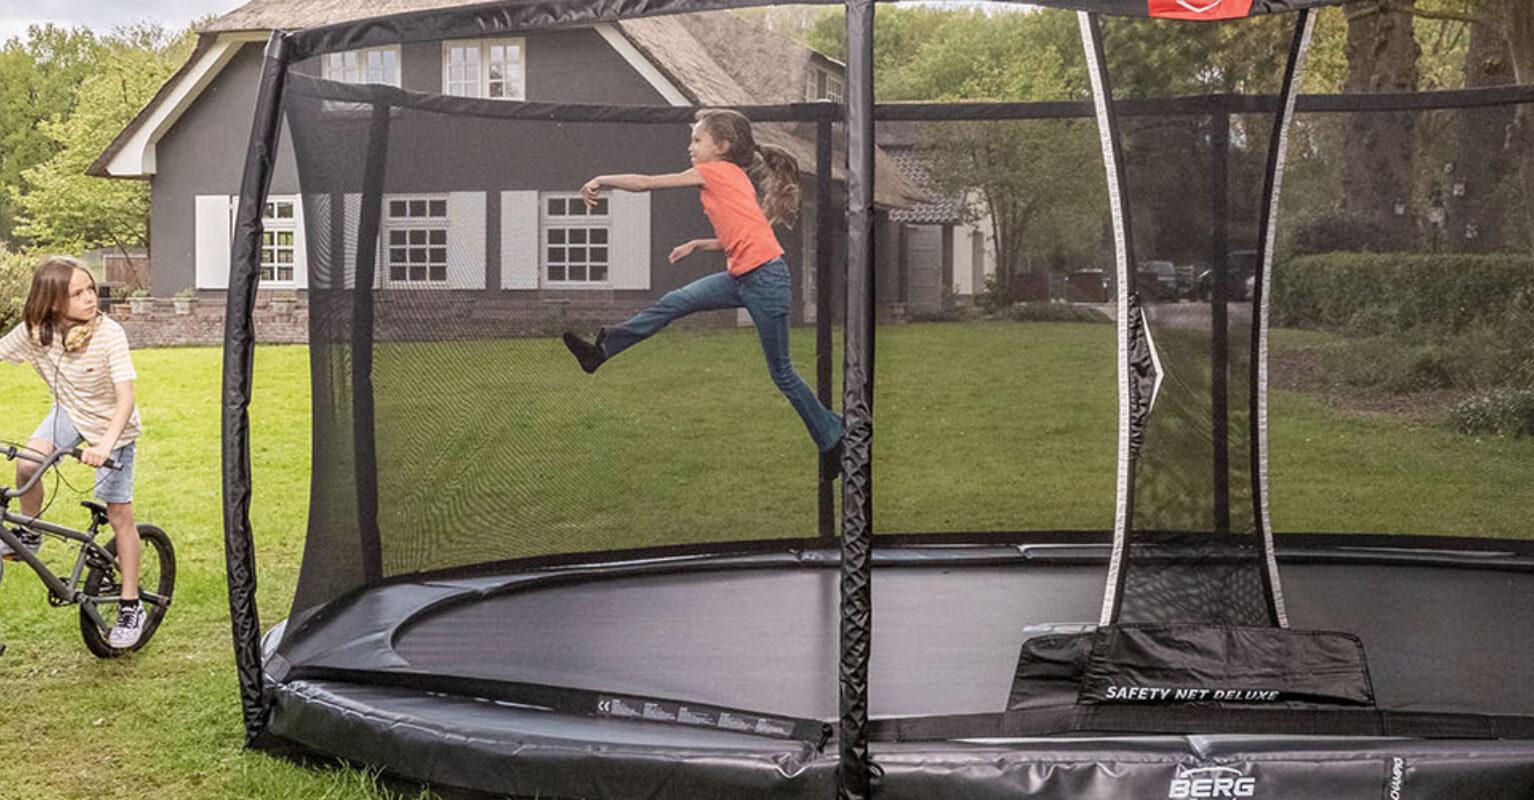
[1079,11,1137,626]
[222,30,291,744]
[1252,9,1316,628]
[838,0,876,796]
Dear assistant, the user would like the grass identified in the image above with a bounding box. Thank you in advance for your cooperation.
[0,320,1528,800]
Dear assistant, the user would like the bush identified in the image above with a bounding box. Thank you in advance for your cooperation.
[1286,210,1398,256]
[975,273,1011,315]
[995,301,1110,324]
[1272,252,1533,335]
[0,246,34,331]
[1325,338,1455,394]
[907,306,976,323]
[1448,389,1534,437]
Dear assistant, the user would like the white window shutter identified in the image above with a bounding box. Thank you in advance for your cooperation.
[500,190,540,290]
[292,194,309,289]
[195,194,233,290]
[607,190,650,290]
[446,192,487,289]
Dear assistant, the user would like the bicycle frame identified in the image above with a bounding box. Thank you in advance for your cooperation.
[1,449,167,634]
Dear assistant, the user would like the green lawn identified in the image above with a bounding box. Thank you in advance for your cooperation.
[0,320,1528,800]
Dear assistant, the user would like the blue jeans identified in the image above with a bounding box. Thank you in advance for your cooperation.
[601,259,844,452]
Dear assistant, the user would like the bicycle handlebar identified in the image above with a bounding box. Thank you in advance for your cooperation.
[2,444,120,501]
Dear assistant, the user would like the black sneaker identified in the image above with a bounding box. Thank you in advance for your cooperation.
[0,527,42,561]
[562,332,606,374]
[820,438,845,482]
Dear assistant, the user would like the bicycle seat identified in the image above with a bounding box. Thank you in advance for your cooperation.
[80,500,109,518]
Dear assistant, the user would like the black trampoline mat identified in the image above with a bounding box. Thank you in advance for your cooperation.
[277,545,1534,721]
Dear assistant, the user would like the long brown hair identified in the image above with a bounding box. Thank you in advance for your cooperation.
[23,256,93,347]
[694,108,800,228]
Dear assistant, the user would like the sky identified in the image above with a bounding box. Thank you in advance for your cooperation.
[0,0,247,44]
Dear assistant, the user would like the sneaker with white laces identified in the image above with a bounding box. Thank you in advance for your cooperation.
[108,602,147,649]
[0,527,42,561]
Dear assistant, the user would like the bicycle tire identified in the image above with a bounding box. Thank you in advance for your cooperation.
[80,524,176,658]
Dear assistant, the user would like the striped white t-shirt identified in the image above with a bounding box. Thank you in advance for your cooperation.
[0,316,141,447]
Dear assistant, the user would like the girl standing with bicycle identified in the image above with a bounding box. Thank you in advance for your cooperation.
[0,256,147,648]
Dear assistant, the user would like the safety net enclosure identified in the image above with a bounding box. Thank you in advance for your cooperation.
[219,0,1534,797]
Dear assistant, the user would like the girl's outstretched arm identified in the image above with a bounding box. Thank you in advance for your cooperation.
[583,168,704,208]
[669,238,720,264]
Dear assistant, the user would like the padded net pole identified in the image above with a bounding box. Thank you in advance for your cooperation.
[838,0,876,795]
[1078,11,1139,626]
[222,30,290,743]
[1250,9,1317,627]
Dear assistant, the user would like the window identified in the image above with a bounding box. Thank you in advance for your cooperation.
[542,195,610,284]
[805,65,843,103]
[321,47,401,87]
[384,196,450,286]
[261,199,297,284]
[443,39,525,100]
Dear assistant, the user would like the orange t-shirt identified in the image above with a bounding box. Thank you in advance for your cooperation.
[696,159,784,276]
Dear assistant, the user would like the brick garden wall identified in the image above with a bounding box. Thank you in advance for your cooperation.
[108,292,751,349]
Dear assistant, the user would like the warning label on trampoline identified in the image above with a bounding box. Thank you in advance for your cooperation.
[597,695,798,739]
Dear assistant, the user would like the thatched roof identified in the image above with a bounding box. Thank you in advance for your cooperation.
[102,2,918,207]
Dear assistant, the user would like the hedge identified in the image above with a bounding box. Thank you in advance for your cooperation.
[1271,252,1532,335]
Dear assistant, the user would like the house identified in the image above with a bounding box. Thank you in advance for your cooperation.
[876,121,999,316]
[89,2,922,334]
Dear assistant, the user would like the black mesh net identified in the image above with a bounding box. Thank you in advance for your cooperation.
[278,65,851,623]
[259,5,1533,645]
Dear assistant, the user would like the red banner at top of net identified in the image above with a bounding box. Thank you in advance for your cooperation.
[1147,0,1255,19]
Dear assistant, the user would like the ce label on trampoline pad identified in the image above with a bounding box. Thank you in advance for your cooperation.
[597,695,798,738]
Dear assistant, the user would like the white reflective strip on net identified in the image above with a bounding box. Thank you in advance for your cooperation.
[1258,10,1316,629]
[1079,10,1132,627]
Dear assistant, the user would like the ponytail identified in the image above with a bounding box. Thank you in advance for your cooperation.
[751,144,800,229]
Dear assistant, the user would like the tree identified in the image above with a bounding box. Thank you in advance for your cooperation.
[1341,1,1422,247]
[0,25,102,244]
[11,24,194,255]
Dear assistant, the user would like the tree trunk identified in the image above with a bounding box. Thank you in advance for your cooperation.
[1507,1,1534,253]
[1342,0,1421,248]
[1444,18,1514,252]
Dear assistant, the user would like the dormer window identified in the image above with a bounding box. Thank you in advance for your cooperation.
[805,65,843,103]
[443,39,526,100]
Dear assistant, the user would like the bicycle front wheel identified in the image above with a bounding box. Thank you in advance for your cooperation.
[80,524,176,658]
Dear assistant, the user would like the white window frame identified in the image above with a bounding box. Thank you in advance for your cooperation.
[541,193,611,287]
[382,194,451,288]
[260,198,298,287]
[320,46,401,113]
[442,38,526,100]
[805,65,843,103]
[321,46,401,86]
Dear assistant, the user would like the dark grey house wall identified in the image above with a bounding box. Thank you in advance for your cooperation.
[151,43,302,297]
[151,28,818,315]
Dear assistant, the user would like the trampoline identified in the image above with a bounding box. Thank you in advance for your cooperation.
[217,0,1534,797]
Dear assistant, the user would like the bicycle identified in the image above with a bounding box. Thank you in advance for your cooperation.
[0,443,175,658]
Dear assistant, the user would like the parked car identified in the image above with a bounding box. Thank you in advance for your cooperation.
[1137,260,1179,301]
[1196,249,1258,301]
[1067,269,1112,303]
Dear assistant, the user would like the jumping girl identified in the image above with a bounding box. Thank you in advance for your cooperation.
[562,109,844,458]
[0,256,147,648]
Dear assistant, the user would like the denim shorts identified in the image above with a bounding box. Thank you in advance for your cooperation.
[30,406,136,503]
